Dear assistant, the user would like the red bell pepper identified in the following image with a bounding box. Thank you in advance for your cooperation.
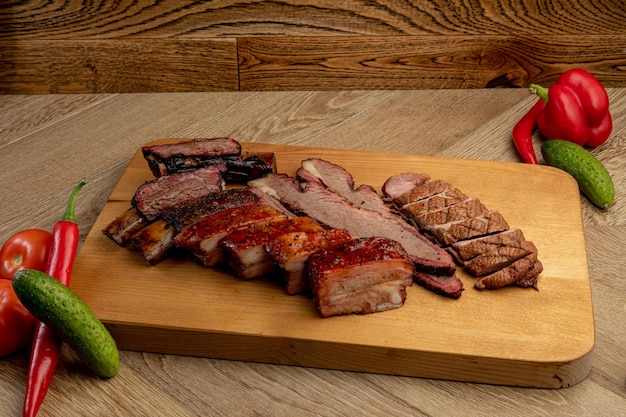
[529,68,612,147]
[23,178,87,417]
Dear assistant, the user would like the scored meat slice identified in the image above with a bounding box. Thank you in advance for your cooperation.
[398,187,468,216]
[265,228,353,295]
[173,204,288,267]
[422,210,510,246]
[464,239,538,276]
[404,197,489,230]
[132,165,226,221]
[306,237,415,317]
[142,138,241,177]
[102,207,150,246]
[249,173,457,277]
[298,158,395,219]
[474,252,543,290]
[446,228,539,276]
[219,216,323,280]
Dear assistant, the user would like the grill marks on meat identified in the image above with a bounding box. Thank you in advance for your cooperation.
[132,165,227,221]
[307,237,415,317]
[383,173,543,290]
[265,228,353,295]
[249,173,457,277]
[220,216,323,280]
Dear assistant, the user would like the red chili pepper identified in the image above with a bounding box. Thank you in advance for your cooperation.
[512,98,545,164]
[529,68,612,147]
[23,178,87,417]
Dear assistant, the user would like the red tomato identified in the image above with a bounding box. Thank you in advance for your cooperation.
[0,229,52,281]
[0,279,36,356]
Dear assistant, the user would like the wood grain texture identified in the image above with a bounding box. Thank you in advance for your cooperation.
[238,34,626,90]
[0,39,238,93]
[1,89,625,416]
[1,0,625,93]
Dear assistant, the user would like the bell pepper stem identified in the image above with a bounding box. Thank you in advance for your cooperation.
[62,178,87,223]
[529,84,549,102]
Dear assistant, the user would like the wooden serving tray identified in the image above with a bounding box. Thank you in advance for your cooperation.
[70,140,594,388]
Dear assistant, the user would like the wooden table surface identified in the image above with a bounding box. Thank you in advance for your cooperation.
[1,89,625,416]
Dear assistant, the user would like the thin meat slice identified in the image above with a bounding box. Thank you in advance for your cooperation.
[474,252,543,290]
[132,165,226,221]
[142,138,241,177]
[219,216,323,280]
[249,174,457,277]
[102,207,150,246]
[306,237,415,317]
[422,210,510,246]
[414,272,464,299]
[265,228,353,295]
[298,158,395,219]
[173,205,288,267]
[381,172,431,204]
[389,178,455,207]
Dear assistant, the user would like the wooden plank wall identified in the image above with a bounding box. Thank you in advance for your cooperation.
[1,0,625,94]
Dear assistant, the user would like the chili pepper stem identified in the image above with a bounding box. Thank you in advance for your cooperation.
[62,178,87,223]
[529,84,549,102]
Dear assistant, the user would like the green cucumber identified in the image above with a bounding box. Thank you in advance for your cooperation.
[541,140,615,209]
[13,269,119,378]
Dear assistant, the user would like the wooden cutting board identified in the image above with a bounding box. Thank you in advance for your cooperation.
[70,140,594,388]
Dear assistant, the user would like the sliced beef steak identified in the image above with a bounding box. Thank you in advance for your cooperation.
[219,216,323,280]
[398,187,468,216]
[298,158,395,219]
[249,173,457,277]
[142,138,241,177]
[306,237,415,317]
[132,165,226,221]
[265,228,353,295]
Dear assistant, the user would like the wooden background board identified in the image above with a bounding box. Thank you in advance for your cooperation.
[1,0,626,93]
[69,141,594,389]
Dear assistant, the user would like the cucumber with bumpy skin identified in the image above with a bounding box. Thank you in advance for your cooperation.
[13,269,119,377]
[541,140,614,209]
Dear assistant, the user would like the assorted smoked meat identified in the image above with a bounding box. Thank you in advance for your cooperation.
[103,138,543,318]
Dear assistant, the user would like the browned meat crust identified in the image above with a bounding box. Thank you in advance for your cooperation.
[132,165,226,221]
[307,237,415,317]
[142,138,242,177]
[265,228,353,295]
